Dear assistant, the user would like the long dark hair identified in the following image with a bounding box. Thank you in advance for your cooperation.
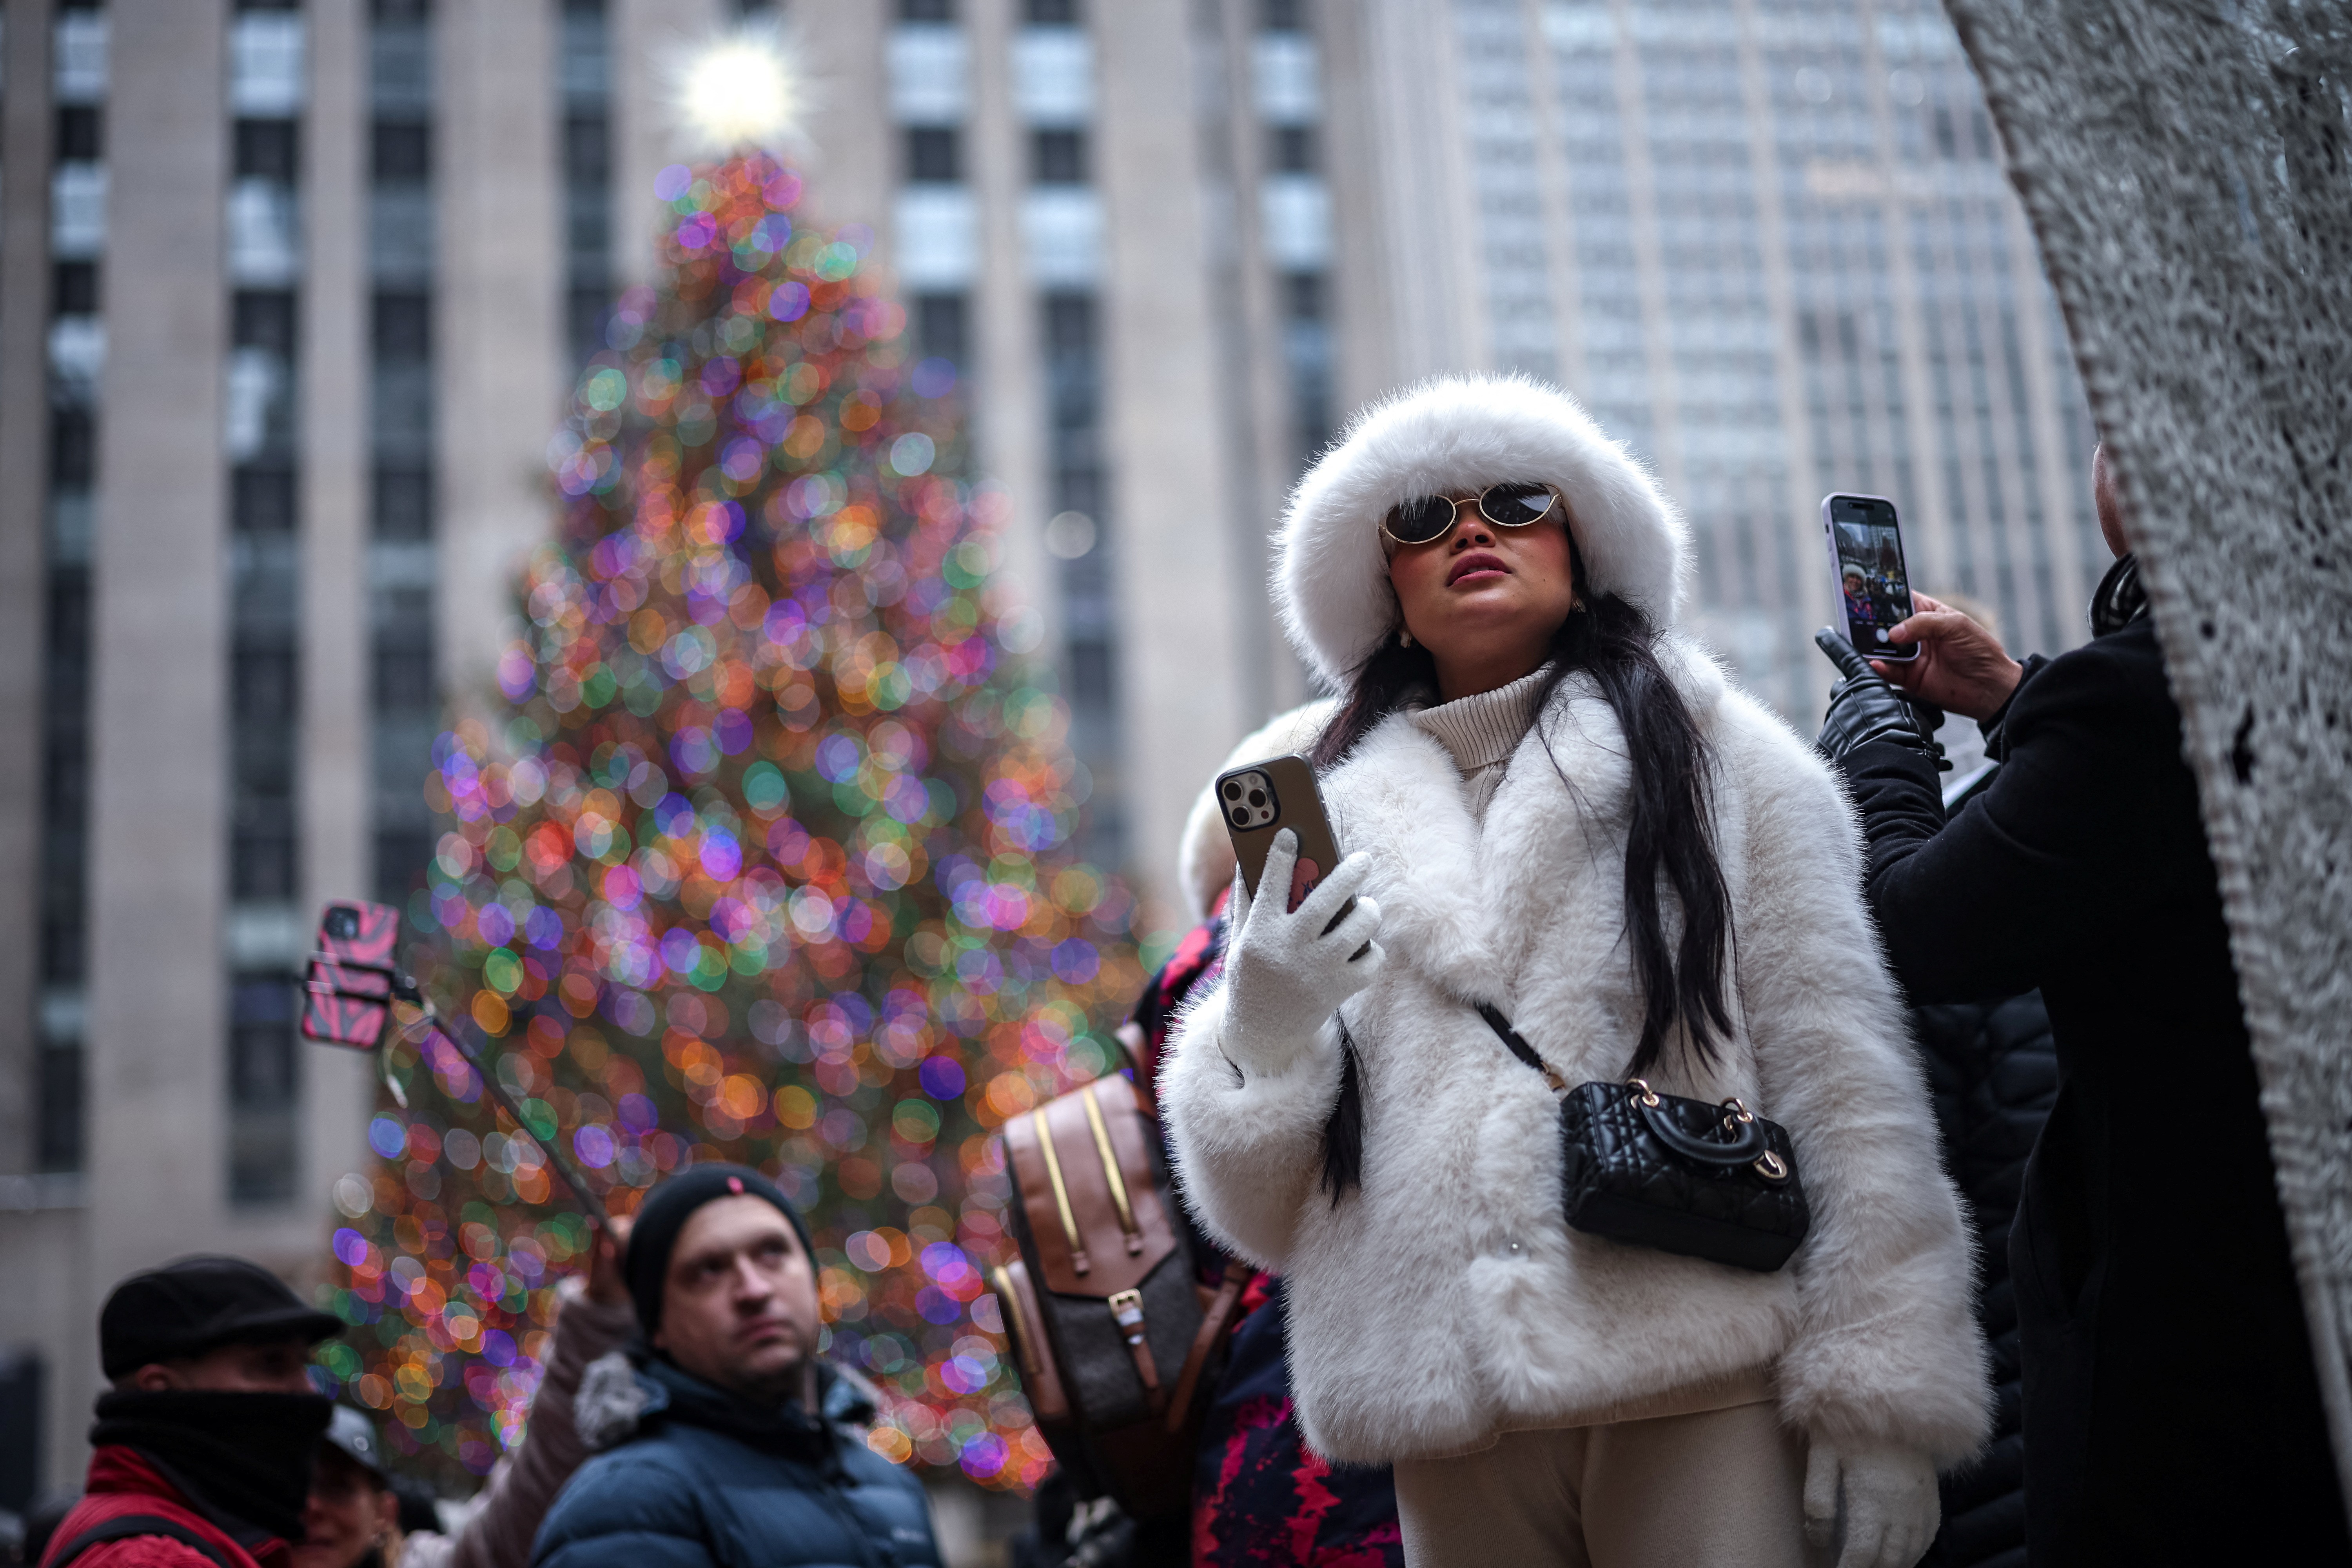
[1309,564,1734,1200]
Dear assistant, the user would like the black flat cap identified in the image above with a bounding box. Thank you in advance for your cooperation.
[100,1254,345,1378]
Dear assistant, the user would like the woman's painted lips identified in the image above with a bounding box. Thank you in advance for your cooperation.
[1447,551,1511,585]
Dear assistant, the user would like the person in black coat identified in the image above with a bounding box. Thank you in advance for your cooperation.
[1815,448,2349,1566]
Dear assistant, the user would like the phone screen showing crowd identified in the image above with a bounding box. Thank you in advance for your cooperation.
[1830,495,1915,656]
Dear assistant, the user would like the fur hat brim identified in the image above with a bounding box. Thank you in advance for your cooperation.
[1273,374,1688,686]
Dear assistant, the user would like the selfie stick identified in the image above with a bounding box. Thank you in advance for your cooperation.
[387,984,610,1232]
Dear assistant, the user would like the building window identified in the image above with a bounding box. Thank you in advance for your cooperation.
[372,466,433,541]
[225,21,306,1201]
[37,1043,84,1172]
[370,120,430,181]
[561,0,612,365]
[53,261,99,316]
[234,118,298,182]
[904,125,961,183]
[371,290,431,361]
[1270,123,1315,173]
[56,105,102,162]
[915,292,969,370]
[1281,270,1330,465]
[1031,127,1086,184]
[228,975,298,1205]
[370,1,438,924]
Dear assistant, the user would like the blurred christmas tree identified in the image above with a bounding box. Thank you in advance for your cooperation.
[314,145,1143,1497]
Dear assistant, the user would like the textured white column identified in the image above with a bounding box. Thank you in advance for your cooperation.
[965,0,1054,646]
[1094,0,1243,907]
[84,0,230,1289]
[1946,0,2352,1519]
[1202,0,1293,731]
[610,0,724,289]
[1315,0,1397,410]
[1350,0,1485,384]
[436,0,561,704]
[1518,0,1589,402]
[793,1,888,238]
[298,0,376,1238]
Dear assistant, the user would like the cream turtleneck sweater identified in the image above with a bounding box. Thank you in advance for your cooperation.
[1406,664,1553,821]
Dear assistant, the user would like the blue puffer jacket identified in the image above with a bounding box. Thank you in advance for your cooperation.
[531,1353,940,1568]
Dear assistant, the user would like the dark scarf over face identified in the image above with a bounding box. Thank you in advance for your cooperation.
[91,1389,334,1543]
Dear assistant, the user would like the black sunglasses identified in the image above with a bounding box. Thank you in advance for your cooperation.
[1381,483,1561,546]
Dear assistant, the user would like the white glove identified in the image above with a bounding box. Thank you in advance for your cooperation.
[1219,829,1384,1077]
[1804,1438,1940,1568]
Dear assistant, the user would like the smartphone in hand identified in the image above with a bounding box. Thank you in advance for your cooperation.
[302,900,405,1050]
[1822,493,1918,662]
[1215,755,1352,928]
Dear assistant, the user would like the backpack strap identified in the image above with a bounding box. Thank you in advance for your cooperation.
[49,1514,238,1568]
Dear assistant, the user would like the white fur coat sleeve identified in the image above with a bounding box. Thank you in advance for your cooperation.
[1726,697,1992,1465]
[1159,982,1345,1270]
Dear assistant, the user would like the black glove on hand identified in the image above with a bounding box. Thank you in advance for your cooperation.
[1813,628,1950,768]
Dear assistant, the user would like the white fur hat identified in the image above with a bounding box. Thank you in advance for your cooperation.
[1272,374,1689,686]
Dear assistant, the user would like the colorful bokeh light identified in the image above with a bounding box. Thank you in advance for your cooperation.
[322,149,1140,1495]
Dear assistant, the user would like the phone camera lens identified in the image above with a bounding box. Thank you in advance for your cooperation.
[1221,782,1240,799]
[1247,790,1265,808]
[324,907,360,940]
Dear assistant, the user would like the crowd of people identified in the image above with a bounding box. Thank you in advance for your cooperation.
[14,377,2339,1568]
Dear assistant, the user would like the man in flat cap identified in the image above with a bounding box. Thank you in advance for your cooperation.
[40,1256,343,1568]
[531,1164,940,1568]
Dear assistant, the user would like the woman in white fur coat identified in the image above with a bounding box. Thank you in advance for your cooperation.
[1160,376,1988,1568]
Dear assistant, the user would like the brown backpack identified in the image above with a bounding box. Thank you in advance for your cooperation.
[995,1073,1247,1522]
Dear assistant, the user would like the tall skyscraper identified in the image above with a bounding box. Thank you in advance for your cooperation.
[0,0,577,1495]
[0,0,2097,1504]
[1324,0,2100,715]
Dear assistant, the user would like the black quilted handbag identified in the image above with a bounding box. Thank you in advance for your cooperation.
[1478,1005,1811,1273]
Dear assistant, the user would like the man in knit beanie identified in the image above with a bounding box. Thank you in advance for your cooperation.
[530,1165,940,1568]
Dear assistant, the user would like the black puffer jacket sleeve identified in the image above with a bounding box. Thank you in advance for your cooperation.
[1915,993,2057,1568]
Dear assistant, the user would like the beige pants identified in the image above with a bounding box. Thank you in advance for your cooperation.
[1390,1401,1821,1568]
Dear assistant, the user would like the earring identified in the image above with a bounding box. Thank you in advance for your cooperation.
[1399,629,1414,648]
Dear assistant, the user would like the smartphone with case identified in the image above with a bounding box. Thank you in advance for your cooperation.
[1821,492,1919,662]
[318,899,403,971]
[303,960,392,1050]
[302,900,405,1050]
[1215,755,1350,920]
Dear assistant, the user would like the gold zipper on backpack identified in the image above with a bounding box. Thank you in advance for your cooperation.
[1031,1108,1090,1275]
[1082,1082,1145,1256]
[991,1265,1042,1378]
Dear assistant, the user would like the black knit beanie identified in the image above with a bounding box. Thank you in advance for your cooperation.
[622,1163,813,1338]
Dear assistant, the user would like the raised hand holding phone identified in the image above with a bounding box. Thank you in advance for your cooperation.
[1217,827,1385,1079]
[1873,591,2025,722]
